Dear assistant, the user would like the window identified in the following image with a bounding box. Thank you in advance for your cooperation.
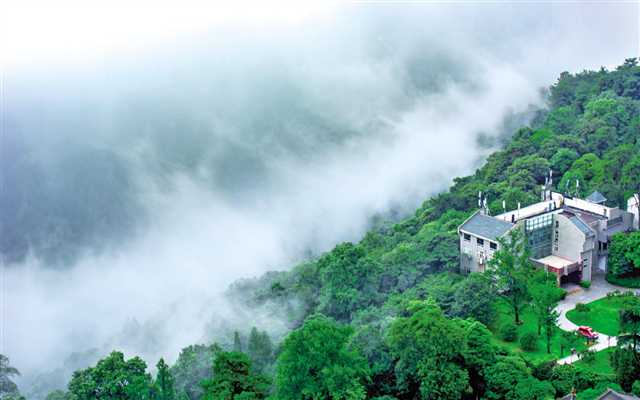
[463,233,471,241]
[525,214,553,259]
[477,238,484,246]
[490,241,497,250]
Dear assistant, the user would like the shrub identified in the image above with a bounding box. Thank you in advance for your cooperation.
[580,280,592,289]
[501,323,518,342]
[532,360,557,381]
[520,332,539,352]
[579,349,597,364]
[632,380,640,397]
[607,273,640,288]
[575,303,591,313]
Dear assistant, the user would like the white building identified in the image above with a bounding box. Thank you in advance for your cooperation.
[458,189,637,286]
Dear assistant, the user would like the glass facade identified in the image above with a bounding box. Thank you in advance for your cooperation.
[525,213,553,259]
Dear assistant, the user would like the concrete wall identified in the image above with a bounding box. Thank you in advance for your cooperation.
[552,214,594,281]
[552,214,584,261]
[459,231,500,273]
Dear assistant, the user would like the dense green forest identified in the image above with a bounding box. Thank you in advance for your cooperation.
[3,59,640,400]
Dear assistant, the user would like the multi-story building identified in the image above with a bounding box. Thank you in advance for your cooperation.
[458,187,636,286]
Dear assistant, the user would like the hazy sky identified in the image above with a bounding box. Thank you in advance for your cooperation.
[1,1,638,395]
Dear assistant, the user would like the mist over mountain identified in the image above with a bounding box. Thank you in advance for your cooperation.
[1,2,637,393]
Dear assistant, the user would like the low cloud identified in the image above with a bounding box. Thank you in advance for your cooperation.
[1,2,637,394]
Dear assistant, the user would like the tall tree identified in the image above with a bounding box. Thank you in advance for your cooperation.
[529,274,562,336]
[619,296,640,351]
[154,358,176,400]
[232,332,243,353]
[171,344,220,400]
[67,351,152,400]
[559,331,580,358]
[0,355,21,399]
[488,228,532,324]
[275,314,369,400]
[246,328,273,373]
[611,296,640,391]
[201,352,269,400]
[387,301,469,399]
[450,273,497,326]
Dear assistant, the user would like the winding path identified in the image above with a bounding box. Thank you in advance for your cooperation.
[554,276,635,365]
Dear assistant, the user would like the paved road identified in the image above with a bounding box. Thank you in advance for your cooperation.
[554,275,635,365]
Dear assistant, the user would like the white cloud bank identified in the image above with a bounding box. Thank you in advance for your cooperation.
[1,1,638,393]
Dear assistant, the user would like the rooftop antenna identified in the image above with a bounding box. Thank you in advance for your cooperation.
[483,196,489,216]
[549,169,553,187]
[478,191,482,209]
[517,202,521,220]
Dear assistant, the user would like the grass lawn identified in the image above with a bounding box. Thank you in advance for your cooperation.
[573,347,615,377]
[490,300,588,363]
[566,296,626,336]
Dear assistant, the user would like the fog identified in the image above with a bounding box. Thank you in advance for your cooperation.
[1,2,638,395]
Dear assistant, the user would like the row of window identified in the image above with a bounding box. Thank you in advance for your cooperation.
[462,233,497,249]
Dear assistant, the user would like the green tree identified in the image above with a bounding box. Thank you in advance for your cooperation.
[201,352,269,400]
[484,356,530,400]
[559,331,580,357]
[67,351,152,400]
[387,301,469,399]
[171,344,220,400]
[233,332,243,353]
[0,355,21,399]
[622,155,640,196]
[246,328,273,374]
[450,273,497,325]
[513,376,555,400]
[488,228,532,324]
[609,232,640,277]
[619,296,640,351]
[275,314,369,400]
[529,275,561,353]
[154,358,176,400]
[550,148,579,175]
[45,390,69,400]
[611,347,640,392]
[459,320,497,398]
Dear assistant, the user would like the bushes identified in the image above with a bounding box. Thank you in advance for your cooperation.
[608,232,640,278]
[520,332,539,352]
[579,349,597,364]
[580,280,592,289]
[501,323,518,342]
[575,303,591,313]
[606,274,640,288]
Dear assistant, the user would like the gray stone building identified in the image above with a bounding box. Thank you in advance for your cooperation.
[458,189,636,286]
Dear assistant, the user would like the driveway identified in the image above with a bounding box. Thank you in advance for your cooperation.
[555,275,636,365]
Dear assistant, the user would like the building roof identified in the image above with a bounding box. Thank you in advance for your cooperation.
[535,255,577,270]
[459,212,514,240]
[596,388,640,400]
[569,215,596,237]
[587,191,607,204]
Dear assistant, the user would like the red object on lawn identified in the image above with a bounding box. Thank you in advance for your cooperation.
[577,326,599,340]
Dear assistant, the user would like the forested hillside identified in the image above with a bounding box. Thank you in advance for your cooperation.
[229,58,640,323]
[5,59,640,400]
